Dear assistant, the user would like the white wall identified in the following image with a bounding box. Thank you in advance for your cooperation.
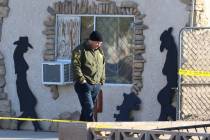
[0,0,188,129]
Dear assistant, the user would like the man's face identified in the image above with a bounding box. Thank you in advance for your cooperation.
[89,40,103,49]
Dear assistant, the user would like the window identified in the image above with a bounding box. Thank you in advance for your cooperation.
[56,16,81,59]
[56,15,134,84]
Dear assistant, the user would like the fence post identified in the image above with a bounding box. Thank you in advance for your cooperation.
[144,131,150,140]
[115,130,120,140]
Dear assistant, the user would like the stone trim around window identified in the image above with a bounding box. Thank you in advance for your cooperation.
[0,0,16,129]
[42,0,148,95]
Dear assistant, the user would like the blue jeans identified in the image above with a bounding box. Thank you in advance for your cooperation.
[74,82,101,121]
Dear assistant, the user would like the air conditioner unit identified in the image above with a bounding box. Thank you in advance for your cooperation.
[42,60,73,85]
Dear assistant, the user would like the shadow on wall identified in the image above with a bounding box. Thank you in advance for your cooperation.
[114,92,141,121]
[157,27,178,121]
[13,36,42,131]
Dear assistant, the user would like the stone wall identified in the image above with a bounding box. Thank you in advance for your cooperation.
[193,0,208,26]
[182,0,209,27]
[0,0,16,129]
[0,0,9,40]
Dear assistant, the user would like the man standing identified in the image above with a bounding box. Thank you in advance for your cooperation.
[72,31,105,121]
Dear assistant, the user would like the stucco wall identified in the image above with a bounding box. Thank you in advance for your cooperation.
[0,0,188,129]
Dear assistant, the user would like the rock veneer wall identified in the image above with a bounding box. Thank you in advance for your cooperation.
[183,0,208,26]
[42,0,147,98]
[193,0,208,26]
[0,0,9,40]
[0,0,15,129]
[0,52,16,129]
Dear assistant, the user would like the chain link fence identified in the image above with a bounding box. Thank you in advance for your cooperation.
[178,27,210,120]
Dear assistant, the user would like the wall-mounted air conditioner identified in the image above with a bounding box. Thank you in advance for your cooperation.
[42,60,73,85]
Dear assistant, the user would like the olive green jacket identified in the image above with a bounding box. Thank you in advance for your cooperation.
[72,41,105,84]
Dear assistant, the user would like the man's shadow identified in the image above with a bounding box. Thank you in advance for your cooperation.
[13,36,42,131]
[157,27,178,121]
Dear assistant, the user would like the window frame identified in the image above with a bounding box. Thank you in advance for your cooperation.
[55,14,135,85]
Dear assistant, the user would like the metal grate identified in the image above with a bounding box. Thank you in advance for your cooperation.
[90,128,210,140]
[43,64,61,82]
[179,27,210,120]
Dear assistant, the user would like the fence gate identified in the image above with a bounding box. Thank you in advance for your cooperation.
[178,27,210,120]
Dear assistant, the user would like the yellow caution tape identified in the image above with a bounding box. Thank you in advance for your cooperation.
[0,117,114,129]
[179,69,210,77]
[0,117,84,123]
[93,124,115,129]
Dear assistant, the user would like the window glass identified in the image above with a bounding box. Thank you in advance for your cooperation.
[56,16,80,59]
[81,16,94,42]
[96,17,134,84]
